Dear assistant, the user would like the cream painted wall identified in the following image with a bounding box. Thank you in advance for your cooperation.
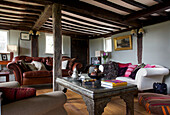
[89,21,170,93]
[7,30,71,57]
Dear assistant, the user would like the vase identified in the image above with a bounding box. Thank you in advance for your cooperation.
[103,59,107,64]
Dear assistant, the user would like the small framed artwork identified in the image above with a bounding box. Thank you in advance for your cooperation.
[20,32,30,41]
[114,35,132,51]
[1,54,8,61]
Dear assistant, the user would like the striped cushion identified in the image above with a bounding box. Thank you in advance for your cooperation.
[124,65,137,77]
[138,93,170,115]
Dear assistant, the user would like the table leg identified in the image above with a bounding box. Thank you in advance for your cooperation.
[120,93,134,115]
[82,96,111,115]
[6,74,9,82]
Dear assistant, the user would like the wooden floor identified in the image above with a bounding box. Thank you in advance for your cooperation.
[36,86,150,115]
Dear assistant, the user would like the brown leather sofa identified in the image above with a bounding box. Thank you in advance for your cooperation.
[7,56,82,85]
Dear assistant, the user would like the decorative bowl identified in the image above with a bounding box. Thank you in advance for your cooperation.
[88,73,105,80]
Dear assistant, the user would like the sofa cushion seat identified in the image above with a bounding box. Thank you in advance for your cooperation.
[23,71,52,78]
[116,76,136,85]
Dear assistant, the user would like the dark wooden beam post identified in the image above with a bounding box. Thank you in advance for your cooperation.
[31,31,39,57]
[137,32,143,64]
[52,3,62,91]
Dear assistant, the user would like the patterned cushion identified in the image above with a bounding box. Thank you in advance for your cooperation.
[124,65,137,77]
[102,61,119,79]
[0,87,36,105]
[17,60,31,72]
[133,63,146,72]
[138,93,170,114]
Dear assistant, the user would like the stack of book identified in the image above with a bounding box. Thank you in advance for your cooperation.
[101,80,127,88]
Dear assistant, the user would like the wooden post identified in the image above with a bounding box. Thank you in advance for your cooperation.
[31,31,39,57]
[137,33,143,64]
[52,3,62,91]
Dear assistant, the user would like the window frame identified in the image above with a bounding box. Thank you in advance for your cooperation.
[0,30,9,53]
[103,37,112,52]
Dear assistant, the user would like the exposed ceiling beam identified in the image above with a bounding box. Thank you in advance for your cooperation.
[32,5,52,30]
[62,14,121,30]
[0,15,36,22]
[18,0,53,5]
[0,6,41,15]
[44,22,110,33]
[0,11,39,19]
[0,24,31,31]
[122,0,148,9]
[47,19,114,32]
[0,19,34,25]
[88,28,132,39]
[62,9,129,28]
[94,0,134,13]
[124,1,170,21]
[59,0,139,27]
[153,0,164,3]
[0,1,44,12]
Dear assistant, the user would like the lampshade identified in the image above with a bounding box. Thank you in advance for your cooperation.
[95,51,104,57]
[29,30,34,35]
[7,45,18,52]
[130,29,136,35]
[36,31,40,36]
[138,28,144,34]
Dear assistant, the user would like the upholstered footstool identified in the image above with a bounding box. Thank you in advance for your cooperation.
[138,93,170,115]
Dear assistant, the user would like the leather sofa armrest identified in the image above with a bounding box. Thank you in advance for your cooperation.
[0,81,20,88]
[7,62,23,85]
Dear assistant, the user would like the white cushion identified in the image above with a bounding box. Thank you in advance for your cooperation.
[62,60,68,69]
[31,61,47,71]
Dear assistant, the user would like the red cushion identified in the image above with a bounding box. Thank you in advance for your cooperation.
[118,63,132,68]
[0,87,36,105]
[23,71,52,78]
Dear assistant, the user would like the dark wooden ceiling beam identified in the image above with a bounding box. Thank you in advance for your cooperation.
[44,22,109,33]
[0,19,34,25]
[62,14,121,30]
[0,22,32,27]
[88,28,132,39]
[59,0,139,27]
[94,0,134,13]
[0,15,37,22]
[0,11,39,19]
[42,24,99,35]
[0,6,41,15]
[124,1,170,21]
[32,5,52,30]
[62,9,129,28]
[47,19,113,32]
[153,0,164,3]
[0,24,31,31]
[18,0,53,5]
[122,0,148,9]
[0,1,44,12]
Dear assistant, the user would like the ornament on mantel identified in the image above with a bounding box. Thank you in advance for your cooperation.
[71,67,79,79]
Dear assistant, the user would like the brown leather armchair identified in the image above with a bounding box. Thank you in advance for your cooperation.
[7,56,82,85]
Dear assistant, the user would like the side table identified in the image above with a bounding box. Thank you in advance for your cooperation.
[0,72,9,82]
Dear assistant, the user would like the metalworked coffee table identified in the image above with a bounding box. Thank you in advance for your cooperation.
[56,77,138,115]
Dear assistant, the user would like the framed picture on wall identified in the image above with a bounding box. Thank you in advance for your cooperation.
[114,35,132,51]
[1,54,8,61]
[20,32,30,41]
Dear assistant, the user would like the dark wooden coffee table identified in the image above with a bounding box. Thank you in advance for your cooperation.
[56,77,138,115]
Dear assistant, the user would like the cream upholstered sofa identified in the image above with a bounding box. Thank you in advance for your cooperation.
[116,65,169,91]
[0,81,67,115]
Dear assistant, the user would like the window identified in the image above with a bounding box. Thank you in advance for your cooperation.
[45,34,64,54]
[0,30,8,52]
[103,37,112,52]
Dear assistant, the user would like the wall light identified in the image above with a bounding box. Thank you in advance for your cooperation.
[130,29,136,35]
[138,28,145,34]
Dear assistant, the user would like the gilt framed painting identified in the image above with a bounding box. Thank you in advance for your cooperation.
[114,35,132,51]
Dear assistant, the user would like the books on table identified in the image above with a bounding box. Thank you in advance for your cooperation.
[101,80,127,88]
